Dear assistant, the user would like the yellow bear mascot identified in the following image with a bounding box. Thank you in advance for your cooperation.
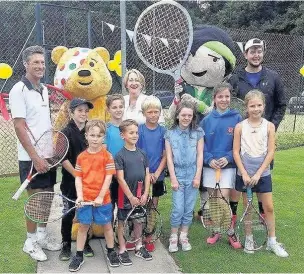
[51,46,112,130]
[52,47,113,239]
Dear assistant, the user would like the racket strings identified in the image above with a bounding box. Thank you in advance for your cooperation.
[202,198,232,233]
[135,4,191,71]
[230,97,246,118]
[25,192,64,223]
[237,207,268,250]
[35,131,68,167]
[144,206,162,242]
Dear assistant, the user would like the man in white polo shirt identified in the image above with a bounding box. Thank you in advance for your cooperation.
[9,45,61,261]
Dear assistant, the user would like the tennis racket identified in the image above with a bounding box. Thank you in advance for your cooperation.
[201,169,232,233]
[123,181,147,243]
[133,0,193,81]
[24,191,94,224]
[236,187,268,252]
[12,130,69,200]
[143,197,163,243]
[231,96,246,118]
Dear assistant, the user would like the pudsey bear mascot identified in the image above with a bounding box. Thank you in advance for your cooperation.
[51,46,112,131]
[168,25,237,219]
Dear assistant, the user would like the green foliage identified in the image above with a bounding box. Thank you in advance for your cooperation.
[159,147,304,273]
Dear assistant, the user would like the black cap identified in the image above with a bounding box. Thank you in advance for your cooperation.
[69,98,94,110]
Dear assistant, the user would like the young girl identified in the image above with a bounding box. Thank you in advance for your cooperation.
[200,83,242,248]
[165,101,204,253]
[233,89,288,257]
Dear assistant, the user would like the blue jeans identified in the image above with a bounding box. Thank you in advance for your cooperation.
[171,180,199,228]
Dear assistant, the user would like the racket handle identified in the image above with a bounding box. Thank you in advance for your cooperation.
[215,169,221,182]
[12,179,30,200]
[246,187,253,199]
[137,181,143,198]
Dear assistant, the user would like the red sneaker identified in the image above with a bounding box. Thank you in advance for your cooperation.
[228,233,242,249]
[206,233,221,244]
[145,242,155,252]
[125,241,135,251]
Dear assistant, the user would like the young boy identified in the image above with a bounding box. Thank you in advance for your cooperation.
[105,94,125,218]
[137,96,166,252]
[115,119,152,266]
[69,120,120,272]
[59,98,94,261]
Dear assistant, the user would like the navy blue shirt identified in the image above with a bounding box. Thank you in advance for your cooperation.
[245,71,262,88]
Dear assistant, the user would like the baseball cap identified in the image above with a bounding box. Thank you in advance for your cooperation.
[244,38,265,52]
[69,98,94,110]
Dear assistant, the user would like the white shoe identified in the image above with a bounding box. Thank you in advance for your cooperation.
[179,237,192,252]
[23,238,47,261]
[169,235,178,253]
[266,242,289,257]
[244,238,255,254]
[37,233,61,251]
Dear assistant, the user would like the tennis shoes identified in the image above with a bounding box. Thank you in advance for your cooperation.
[169,233,192,253]
[266,242,289,257]
[23,233,61,261]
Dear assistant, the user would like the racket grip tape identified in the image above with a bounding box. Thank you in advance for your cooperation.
[12,179,30,200]
[137,181,143,198]
[246,187,253,199]
[215,169,221,182]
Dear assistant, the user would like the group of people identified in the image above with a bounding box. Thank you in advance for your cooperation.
[9,37,288,272]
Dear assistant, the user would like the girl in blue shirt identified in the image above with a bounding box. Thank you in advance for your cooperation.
[165,101,204,253]
[200,82,242,248]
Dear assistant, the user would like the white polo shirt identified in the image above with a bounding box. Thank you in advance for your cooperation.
[9,76,52,161]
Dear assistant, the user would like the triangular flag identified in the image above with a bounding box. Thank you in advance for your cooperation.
[160,38,169,48]
[126,29,134,42]
[106,23,115,32]
[174,39,180,43]
[236,42,244,53]
[143,34,151,47]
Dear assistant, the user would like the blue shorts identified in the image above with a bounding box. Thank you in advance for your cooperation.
[76,203,112,225]
[235,174,272,193]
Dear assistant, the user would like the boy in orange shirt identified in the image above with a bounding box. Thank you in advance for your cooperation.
[69,120,120,272]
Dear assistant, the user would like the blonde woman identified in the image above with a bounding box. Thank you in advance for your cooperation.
[122,69,164,124]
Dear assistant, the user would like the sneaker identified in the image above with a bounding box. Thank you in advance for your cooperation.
[135,246,153,261]
[83,243,94,257]
[179,237,192,251]
[168,235,178,253]
[145,241,155,252]
[244,238,255,254]
[118,251,132,266]
[266,242,289,258]
[59,242,72,261]
[37,234,62,251]
[206,233,221,245]
[23,238,47,261]
[228,234,242,249]
[107,250,120,267]
[125,241,135,251]
[69,255,84,272]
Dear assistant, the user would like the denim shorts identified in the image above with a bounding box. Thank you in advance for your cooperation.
[76,203,112,225]
[19,161,57,190]
[235,174,272,193]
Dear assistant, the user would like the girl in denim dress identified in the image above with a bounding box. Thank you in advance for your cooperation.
[165,101,204,253]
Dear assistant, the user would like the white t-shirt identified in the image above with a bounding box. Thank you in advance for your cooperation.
[123,93,165,124]
[9,77,52,161]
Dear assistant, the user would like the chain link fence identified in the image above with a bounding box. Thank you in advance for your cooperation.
[0,1,304,176]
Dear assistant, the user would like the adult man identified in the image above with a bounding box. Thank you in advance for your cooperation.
[230,38,286,130]
[9,45,61,261]
[229,38,286,220]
